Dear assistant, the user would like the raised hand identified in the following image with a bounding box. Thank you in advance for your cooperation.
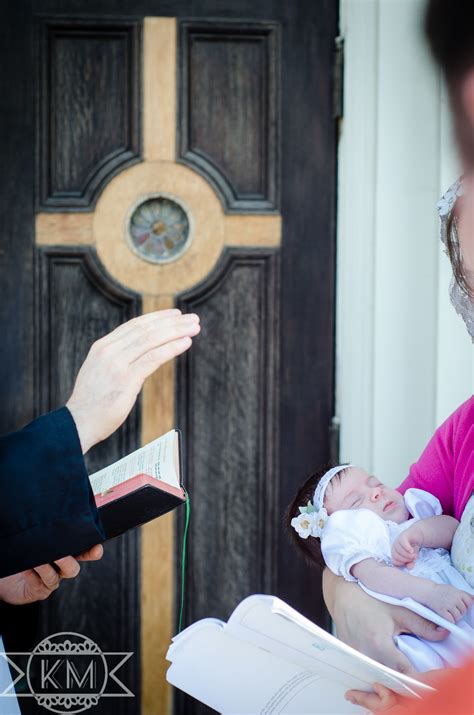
[66,309,200,453]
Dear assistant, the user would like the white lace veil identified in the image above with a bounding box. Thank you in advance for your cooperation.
[436,179,474,342]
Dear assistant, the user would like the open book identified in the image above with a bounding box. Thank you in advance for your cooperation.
[166,594,433,714]
[89,429,185,539]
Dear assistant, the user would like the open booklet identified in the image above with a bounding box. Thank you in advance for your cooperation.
[166,594,433,714]
[89,429,185,539]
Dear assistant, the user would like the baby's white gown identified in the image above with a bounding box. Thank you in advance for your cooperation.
[321,488,474,672]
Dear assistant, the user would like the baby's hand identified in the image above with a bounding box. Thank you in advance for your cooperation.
[424,584,473,623]
[391,524,423,569]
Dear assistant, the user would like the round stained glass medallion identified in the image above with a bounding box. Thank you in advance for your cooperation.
[128,196,191,264]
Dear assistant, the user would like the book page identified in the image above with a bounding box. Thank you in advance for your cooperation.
[89,429,179,495]
[226,596,431,698]
[167,623,365,714]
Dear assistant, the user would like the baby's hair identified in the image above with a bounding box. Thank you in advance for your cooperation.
[284,463,351,570]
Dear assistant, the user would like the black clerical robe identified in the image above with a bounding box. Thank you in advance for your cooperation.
[0,407,105,578]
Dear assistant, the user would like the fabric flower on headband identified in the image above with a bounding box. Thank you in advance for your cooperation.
[291,464,353,541]
[290,501,328,539]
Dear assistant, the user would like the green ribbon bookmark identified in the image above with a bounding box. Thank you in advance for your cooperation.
[178,489,190,633]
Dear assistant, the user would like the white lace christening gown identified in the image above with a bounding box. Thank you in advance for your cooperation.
[321,488,474,672]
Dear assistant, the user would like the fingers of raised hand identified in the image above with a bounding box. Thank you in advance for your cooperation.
[131,336,194,383]
[125,314,200,365]
[94,309,183,347]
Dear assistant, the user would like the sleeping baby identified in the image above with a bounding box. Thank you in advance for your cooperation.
[286,463,474,672]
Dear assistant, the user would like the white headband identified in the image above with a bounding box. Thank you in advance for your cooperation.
[291,464,353,540]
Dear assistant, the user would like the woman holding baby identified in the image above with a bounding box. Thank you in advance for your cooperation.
[285,0,474,702]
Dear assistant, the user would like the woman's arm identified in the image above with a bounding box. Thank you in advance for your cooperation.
[352,558,472,622]
[322,568,449,674]
[398,396,474,520]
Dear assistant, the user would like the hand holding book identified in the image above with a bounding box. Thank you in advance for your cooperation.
[166,595,433,714]
[89,430,185,539]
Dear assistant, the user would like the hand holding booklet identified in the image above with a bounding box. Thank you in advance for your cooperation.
[166,594,433,714]
[89,429,185,539]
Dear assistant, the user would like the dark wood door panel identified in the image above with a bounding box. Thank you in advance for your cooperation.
[179,20,280,212]
[37,17,141,210]
[177,248,279,620]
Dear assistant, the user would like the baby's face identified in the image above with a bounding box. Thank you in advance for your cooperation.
[323,467,409,523]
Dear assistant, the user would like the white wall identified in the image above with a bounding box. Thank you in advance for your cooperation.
[337,0,474,487]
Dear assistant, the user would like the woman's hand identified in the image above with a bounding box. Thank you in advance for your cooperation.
[0,545,103,605]
[322,569,449,675]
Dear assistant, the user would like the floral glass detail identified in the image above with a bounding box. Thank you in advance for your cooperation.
[129,197,190,263]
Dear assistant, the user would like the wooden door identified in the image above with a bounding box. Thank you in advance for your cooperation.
[0,1,338,713]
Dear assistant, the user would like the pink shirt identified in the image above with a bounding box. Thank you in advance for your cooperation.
[398,396,474,520]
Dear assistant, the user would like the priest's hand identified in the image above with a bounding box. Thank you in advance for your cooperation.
[0,545,103,605]
[66,309,200,454]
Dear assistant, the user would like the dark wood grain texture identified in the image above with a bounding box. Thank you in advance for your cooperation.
[277,0,337,630]
[32,246,142,715]
[0,0,35,437]
[179,20,280,213]
[175,247,279,715]
[37,17,141,210]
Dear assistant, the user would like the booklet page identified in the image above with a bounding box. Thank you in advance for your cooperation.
[89,429,179,495]
[167,623,365,714]
[226,596,429,697]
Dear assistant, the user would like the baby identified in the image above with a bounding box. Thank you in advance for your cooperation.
[286,463,474,671]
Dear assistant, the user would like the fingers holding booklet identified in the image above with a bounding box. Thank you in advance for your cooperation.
[166,595,433,714]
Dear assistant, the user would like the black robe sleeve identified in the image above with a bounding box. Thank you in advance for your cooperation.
[0,407,105,577]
